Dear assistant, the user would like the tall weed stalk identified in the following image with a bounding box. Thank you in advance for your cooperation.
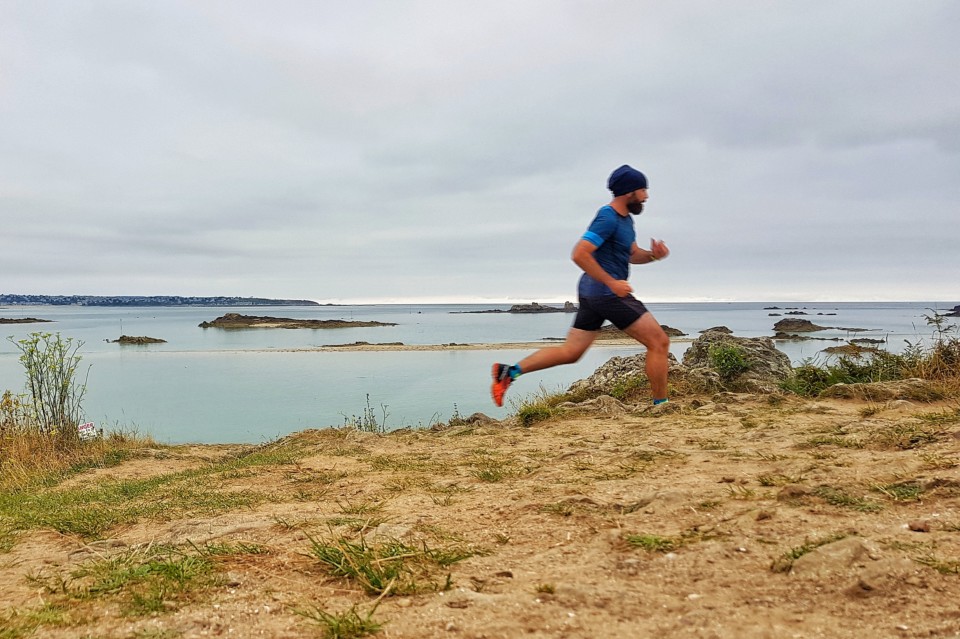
[7,332,89,437]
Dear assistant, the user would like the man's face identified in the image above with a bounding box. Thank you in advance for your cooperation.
[627,188,648,215]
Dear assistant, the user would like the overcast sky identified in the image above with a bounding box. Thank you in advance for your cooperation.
[1,1,958,304]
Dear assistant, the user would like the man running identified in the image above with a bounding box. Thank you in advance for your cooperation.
[491,164,671,408]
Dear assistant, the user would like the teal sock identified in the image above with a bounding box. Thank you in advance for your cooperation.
[653,398,669,406]
[508,364,522,380]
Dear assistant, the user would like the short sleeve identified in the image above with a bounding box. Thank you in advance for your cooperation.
[581,207,618,248]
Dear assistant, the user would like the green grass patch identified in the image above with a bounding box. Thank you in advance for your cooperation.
[0,602,76,638]
[337,498,385,516]
[781,350,910,397]
[306,534,478,596]
[915,553,960,575]
[770,532,849,572]
[467,453,520,483]
[367,454,449,474]
[812,486,883,512]
[872,422,945,449]
[797,435,864,450]
[0,440,306,543]
[873,480,925,502]
[297,603,382,639]
[610,375,648,401]
[780,323,960,398]
[757,473,793,487]
[0,525,19,554]
[515,403,554,427]
[915,407,960,425]
[625,533,680,553]
[30,542,263,620]
[540,502,575,517]
[510,385,585,427]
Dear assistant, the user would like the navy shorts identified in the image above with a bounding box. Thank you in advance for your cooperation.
[573,295,649,331]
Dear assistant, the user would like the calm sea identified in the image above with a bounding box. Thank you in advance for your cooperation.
[1,302,955,444]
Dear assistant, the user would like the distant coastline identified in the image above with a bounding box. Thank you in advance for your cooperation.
[0,294,320,307]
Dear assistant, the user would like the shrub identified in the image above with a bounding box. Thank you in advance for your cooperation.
[342,394,388,433]
[7,332,89,438]
[708,344,751,382]
[781,314,960,398]
[1,333,155,493]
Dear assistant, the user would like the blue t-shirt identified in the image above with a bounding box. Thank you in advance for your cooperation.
[577,205,636,297]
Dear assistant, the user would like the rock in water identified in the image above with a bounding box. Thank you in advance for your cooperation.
[773,318,828,332]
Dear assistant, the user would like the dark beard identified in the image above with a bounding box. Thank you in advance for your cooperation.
[627,202,644,215]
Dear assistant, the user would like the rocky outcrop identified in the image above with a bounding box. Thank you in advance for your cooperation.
[822,344,878,355]
[111,335,166,344]
[326,341,405,347]
[700,326,733,334]
[773,318,828,333]
[773,318,873,335]
[566,331,791,397]
[595,324,686,340]
[508,302,574,313]
[199,313,397,329]
[0,317,51,324]
[944,304,960,317]
[566,353,682,397]
[682,331,792,394]
[458,302,578,314]
[0,294,318,307]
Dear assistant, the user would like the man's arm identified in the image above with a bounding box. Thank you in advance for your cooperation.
[572,239,632,298]
[630,238,670,264]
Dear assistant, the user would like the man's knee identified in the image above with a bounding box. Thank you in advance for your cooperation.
[650,330,670,354]
[558,344,588,364]
[625,316,670,353]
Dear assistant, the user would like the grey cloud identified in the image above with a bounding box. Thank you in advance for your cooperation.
[2,1,958,301]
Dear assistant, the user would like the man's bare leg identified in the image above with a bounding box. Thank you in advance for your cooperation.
[622,312,671,400]
[516,327,598,375]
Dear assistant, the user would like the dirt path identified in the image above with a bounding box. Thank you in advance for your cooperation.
[2,393,959,638]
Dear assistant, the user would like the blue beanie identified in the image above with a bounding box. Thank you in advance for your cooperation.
[607,165,648,196]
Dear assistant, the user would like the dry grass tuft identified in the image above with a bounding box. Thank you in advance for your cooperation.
[0,427,156,492]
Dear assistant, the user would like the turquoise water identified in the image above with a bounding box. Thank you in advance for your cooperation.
[1,302,955,443]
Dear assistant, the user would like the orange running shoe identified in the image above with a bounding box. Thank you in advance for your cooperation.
[491,363,513,407]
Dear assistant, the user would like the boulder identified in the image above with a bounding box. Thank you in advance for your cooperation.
[682,332,792,393]
[566,353,681,397]
[790,537,881,577]
[199,313,396,329]
[700,326,733,334]
[0,317,52,324]
[111,335,166,344]
[507,302,572,313]
[773,318,828,333]
[556,395,628,414]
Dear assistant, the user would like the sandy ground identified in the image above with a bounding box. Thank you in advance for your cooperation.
[2,393,960,638]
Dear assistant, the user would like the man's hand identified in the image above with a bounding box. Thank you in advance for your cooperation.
[609,280,633,297]
[650,238,670,260]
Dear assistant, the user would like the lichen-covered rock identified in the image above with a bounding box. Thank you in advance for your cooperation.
[682,332,792,394]
[566,353,681,397]
[557,395,628,414]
